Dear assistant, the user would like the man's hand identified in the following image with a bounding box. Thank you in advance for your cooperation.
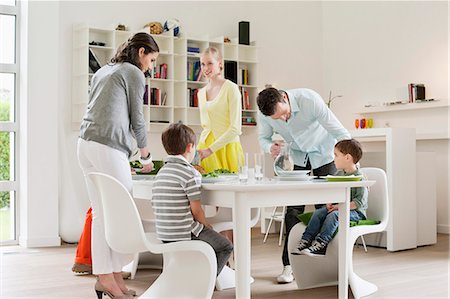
[270,141,283,158]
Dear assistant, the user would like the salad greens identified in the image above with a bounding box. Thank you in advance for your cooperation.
[202,168,234,177]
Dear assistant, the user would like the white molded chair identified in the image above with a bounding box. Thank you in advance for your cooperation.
[88,172,216,299]
[206,207,260,290]
[288,167,389,299]
[122,198,162,279]
[263,206,286,246]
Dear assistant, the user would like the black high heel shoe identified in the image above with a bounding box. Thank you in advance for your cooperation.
[94,280,133,299]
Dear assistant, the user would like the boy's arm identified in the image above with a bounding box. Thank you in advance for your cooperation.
[190,200,212,228]
[185,171,212,228]
[351,186,368,210]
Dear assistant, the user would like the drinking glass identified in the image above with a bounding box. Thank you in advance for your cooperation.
[254,153,264,181]
[239,153,249,183]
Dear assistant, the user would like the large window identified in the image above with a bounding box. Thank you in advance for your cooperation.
[0,1,19,245]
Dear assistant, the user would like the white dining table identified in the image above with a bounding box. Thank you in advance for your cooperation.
[132,177,374,299]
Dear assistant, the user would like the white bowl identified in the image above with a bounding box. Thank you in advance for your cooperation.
[276,170,311,177]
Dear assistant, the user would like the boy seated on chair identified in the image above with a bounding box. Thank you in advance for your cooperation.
[152,122,233,275]
[291,139,368,256]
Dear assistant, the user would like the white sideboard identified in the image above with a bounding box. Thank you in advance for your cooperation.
[351,127,436,251]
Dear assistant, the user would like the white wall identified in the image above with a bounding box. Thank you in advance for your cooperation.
[22,1,448,245]
[321,1,449,233]
[19,1,60,247]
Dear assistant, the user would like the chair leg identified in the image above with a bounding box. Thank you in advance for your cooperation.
[278,218,285,246]
[263,217,275,243]
[360,235,368,252]
[263,207,278,243]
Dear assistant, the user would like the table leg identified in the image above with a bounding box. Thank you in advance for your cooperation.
[233,193,251,299]
[338,188,351,299]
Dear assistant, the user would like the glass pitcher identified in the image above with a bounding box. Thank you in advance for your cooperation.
[273,142,294,176]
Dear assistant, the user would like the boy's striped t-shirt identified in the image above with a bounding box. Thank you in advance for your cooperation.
[151,155,204,241]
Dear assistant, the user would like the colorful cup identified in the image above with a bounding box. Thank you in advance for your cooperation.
[367,118,373,128]
[355,119,360,129]
[360,118,366,129]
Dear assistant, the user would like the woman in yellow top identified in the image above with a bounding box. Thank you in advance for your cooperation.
[197,47,244,173]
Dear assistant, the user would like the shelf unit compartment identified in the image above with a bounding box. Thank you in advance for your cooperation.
[174,55,187,81]
[174,38,187,55]
[238,45,257,62]
[173,81,187,107]
[186,108,201,126]
[242,110,257,126]
[237,62,256,86]
[187,39,208,56]
[151,55,173,80]
[240,86,258,111]
[151,34,173,55]
[174,107,187,124]
[147,79,172,106]
[150,106,172,124]
[89,47,114,68]
[89,28,115,48]
[223,43,238,61]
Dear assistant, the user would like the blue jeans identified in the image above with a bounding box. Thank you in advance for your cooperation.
[282,161,337,266]
[302,207,365,243]
[192,227,233,276]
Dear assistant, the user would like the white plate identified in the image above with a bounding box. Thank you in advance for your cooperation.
[275,176,313,181]
[201,175,238,183]
[276,170,311,177]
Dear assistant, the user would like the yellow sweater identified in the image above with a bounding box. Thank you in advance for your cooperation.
[198,80,242,152]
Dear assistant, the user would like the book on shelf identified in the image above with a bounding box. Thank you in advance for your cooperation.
[239,68,249,85]
[187,46,200,54]
[161,92,167,106]
[143,84,149,104]
[88,48,102,73]
[159,63,168,79]
[240,87,250,110]
[187,61,201,81]
[408,83,426,103]
[150,88,162,105]
[224,61,238,84]
[187,88,199,107]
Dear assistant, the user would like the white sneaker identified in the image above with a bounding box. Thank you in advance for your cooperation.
[276,265,294,284]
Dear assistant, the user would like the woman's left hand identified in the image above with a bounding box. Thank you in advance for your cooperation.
[198,148,213,160]
[140,163,154,173]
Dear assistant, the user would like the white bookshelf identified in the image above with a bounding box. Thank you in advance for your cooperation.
[72,25,259,131]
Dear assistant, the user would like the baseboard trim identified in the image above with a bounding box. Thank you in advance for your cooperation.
[437,224,450,234]
[19,236,61,247]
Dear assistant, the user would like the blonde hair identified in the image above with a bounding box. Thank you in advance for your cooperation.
[201,47,223,71]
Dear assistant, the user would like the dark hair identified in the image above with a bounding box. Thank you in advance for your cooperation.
[111,32,159,70]
[335,139,363,163]
[257,87,285,116]
[161,123,196,155]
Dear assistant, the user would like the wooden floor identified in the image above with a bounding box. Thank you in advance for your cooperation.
[1,231,449,299]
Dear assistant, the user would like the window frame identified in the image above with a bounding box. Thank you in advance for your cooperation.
[0,2,20,245]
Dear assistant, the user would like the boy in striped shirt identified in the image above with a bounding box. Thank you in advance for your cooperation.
[152,123,233,276]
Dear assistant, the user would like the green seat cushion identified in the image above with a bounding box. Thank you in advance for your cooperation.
[296,212,380,226]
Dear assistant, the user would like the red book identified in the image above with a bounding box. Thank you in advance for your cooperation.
[194,89,199,107]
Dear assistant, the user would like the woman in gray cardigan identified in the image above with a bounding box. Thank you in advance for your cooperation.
[77,32,159,299]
